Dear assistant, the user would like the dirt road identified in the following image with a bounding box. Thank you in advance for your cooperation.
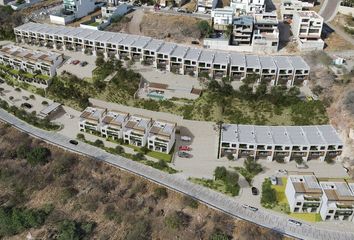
[128,9,144,35]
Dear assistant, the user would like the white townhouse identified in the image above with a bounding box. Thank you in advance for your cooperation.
[100,111,129,140]
[259,56,277,85]
[148,120,176,153]
[219,124,343,162]
[79,107,106,133]
[230,0,265,13]
[285,173,323,213]
[123,115,153,147]
[0,45,63,88]
[14,22,311,87]
[211,7,234,30]
[320,180,354,221]
[292,11,324,51]
[252,13,279,53]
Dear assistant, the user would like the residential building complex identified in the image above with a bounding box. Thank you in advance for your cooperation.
[280,0,310,20]
[232,16,254,46]
[197,0,218,12]
[14,22,310,86]
[285,173,323,213]
[79,107,106,133]
[148,120,176,153]
[219,124,343,162]
[230,0,265,14]
[0,44,63,87]
[50,0,96,25]
[252,13,279,52]
[319,180,354,221]
[123,115,153,147]
[78,107,176,152]
[211,7,234,30]
[292,11,324,51]
[285,173,354,222]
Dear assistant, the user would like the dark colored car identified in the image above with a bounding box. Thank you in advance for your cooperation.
[69,140,78,145]
[0,79,4,84]
[21,102,32,109]
[178,151,192,158]
[80,61,88,67]
[251,187,258,195]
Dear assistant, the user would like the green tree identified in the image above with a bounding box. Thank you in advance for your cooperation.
[261,179,277,208]
[214,166,227,181]
[197,20,213,37]
[244,157,263,175]
[26,147,51,166]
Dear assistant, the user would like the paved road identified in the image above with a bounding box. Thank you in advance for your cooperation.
[319,0,341,22]
[0,109,354,240]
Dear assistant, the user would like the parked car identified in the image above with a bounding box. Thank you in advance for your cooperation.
[269,176,278,185]
[251,187,258,195]
[191,40,200,45]
[277,169,288,175]
[69,139,78,145]
[288,219,302,226]
[80,61,88,67]
[179,145,192,151]
[22,96,29,101]
[71,60,80,65]
[178,151,192,158]
[21,102,32,109]
[0,79,4,84]
[242,204,258,212]
[180,136,192,142]
[177,8,186,13]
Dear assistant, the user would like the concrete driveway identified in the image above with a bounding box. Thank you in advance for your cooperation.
[319,0,341,22]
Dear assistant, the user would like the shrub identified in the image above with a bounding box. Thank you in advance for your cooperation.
[226,154,234,160]
[133,152,145,161]
[244,157,263,175]
[182,196,199,209]
[154,187,168,199]
[114,145,125,154]
[275,157,285,164]
[164,211,191,230]
[60,187,78,204]
[29,94,35,99]
[57,220,95,240]
[93,139,104,148]
[9,96,14,100]
[261,179,277,208]
[41,100,48,105]
[26,147,51,166]
[214,166,227,181]
[125,219,151,240]
[103,205,122,223]
[209,230,230,240]
[294,157,303,165]
[14,87,21,92]
[76,133,85,140]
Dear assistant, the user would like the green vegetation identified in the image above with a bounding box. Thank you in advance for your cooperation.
[182,196,199,209]
[57,219,95,240]
[234,157,263,185]
[209,230,230,240]
[0,6,21,41]
[197,20,213,37]
[0,99,60,131]
[0,206,51,237]
[154,187,168,199]
[190,167,240,196]
[289,213,322,223]
[261,178,277,208]
[164,211,191,230]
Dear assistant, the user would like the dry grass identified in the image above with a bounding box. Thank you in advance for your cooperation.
[324,31,354,51]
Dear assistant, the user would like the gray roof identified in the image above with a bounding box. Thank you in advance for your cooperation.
[131,36,152,48]
[39,102,61,115]
[199,50,215,63]
[259,56,276,69]
[245,55,261,69]
[144,39,164,52]
[213,52,229,65]
[170,45,189,58]
[183,48,200,60]
[233,16,254,25]
[119,35,139,46]
[221,124,343,146]
[288,56,310,70]
[273,56,293,70]
[157,42,177,55]
[230,53,246,66]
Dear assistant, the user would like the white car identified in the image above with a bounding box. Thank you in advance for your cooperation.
[180,136,191,142]
[288,219,302,226]
[242,204,258,212]
[269,176,278,185]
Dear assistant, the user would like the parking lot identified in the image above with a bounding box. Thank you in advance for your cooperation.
[57,52,97,79]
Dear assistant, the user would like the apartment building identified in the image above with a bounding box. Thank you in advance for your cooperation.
[101,3,129,19]
[100,111,129,140]
[197,0,217,12]
[79,107,106,133]
[281,0,306,20]
[123,115,153,147]
[292,11,324,51]
[230,0,265,14]
[252,13,279,52]
[232,16,254,46]
[148,120,176,153]
[0,45,62,88]
[285,173,323,213]
[14,22,311,87]
[50,0,96,25]
[219,124,343,162]
[259,56,277,85]
[320,180,354,221]
[211,7,234,30]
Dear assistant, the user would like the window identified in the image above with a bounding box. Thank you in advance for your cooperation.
[149,140,153,143]
[338,145,343,150]
[231,144,237,148]
[249,145,254,149]
[80,124,83,127]
[320,146,326,150]
[329,210,334,214]
[272,42,277,46]
[294,208,299,212]
[326,215,331,220]
[267,146,272,150]
[285,146,290,150]
[296,202,301,206]
[125,135,128,138]
[303,147,308,150]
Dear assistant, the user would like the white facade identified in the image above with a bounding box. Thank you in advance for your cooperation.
[79,107,106,133]
[219,124,343,162]
[123,115,153,147]
[100,111,129,140]
[50,0,96,25]
[148,120,176,153]
[101,4,129,19]
[230,0,265,14]
[285,173,323,213]
[292,11,324,51]
[320,181,354,221]
[252,13,279,53]
[212,7,234,27]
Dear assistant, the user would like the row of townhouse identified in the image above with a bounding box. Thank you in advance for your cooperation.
[0,44,63,87]
[285,172,354,222]
[14,22,310,86]
[79,107,176,153]
[219,124,343,162]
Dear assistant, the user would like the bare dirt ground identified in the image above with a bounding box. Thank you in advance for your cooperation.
[139,12,203,43]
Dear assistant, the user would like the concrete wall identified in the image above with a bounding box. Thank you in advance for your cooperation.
[50,14,75,25]
[338,5,354,16]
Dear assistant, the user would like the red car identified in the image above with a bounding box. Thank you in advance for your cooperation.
[71,60,80,65]
[179,146,191,151]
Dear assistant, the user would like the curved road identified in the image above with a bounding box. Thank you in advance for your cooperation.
[319,0,342,22]
[0,109,354,240]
